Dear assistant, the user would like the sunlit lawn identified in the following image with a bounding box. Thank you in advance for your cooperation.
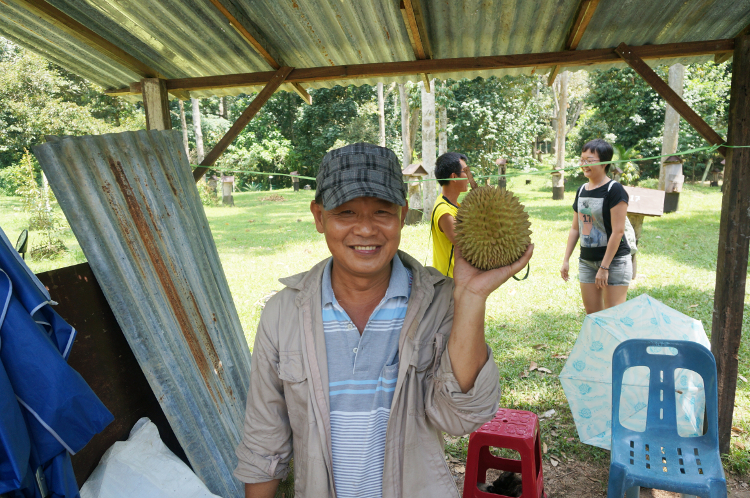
[1,175,748,474]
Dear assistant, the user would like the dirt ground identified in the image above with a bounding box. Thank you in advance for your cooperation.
[449,458,750,497]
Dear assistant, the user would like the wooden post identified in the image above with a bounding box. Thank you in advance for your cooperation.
[659,64,685,190]
[553,71,568,200]
[421,79,437,222]
[141,78,171,131]
[711,34,750,454]
[627,213,644,278]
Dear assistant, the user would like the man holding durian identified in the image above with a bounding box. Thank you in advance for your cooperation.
[234,143,533,498]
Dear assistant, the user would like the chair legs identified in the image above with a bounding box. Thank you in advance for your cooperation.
[625,486,640,498]
[607,464,629,498]
[707,479,728,498]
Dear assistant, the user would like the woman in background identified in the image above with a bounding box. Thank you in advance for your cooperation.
[561,139,631,314]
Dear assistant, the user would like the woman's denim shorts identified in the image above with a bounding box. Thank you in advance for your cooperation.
[578,255,632,286]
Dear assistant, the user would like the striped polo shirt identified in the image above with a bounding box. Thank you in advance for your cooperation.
[321,255,412,498]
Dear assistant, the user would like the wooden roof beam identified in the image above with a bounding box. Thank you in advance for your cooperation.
[616,42,726,156]
[716,22,750,64]
[548,0,601,85]
[105,39,735,97]
[193,66,293,182]
[209,0,311,104]
[400,0,432,92]
[19,0,160,79]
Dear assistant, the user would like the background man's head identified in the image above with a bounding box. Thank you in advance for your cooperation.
[435,152,469,186]
[582,139,614,173]
[311,143,408,279]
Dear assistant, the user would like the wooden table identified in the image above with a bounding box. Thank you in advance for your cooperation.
[623,186,665,278]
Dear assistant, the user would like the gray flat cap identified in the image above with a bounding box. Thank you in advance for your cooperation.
[316,143,407,210]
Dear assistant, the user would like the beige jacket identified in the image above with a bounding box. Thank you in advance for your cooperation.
[234,251,501,497]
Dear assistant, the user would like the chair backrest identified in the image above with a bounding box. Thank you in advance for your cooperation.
[611,339,718,442]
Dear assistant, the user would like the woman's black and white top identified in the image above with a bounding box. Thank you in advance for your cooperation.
[572,180,630,261]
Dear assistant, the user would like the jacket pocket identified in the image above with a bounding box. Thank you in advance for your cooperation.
[409,335,439,373]
[278,351,308,425]
[278,351,306,382]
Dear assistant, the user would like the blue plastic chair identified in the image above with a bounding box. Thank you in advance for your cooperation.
[607,339,727,498]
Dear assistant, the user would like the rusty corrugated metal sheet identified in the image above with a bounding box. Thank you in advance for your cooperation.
[33,130,251,497]
[1,0,749,96]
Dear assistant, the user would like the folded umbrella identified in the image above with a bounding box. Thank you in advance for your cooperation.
[0,226,113,497]
[559,294,709,450]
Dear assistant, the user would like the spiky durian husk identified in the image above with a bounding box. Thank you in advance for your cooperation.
[454,186,532,270]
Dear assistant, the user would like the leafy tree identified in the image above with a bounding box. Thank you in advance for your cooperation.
[575,63,731,180]
[292,85,379,174]
[575,67,666,164]
[447,76,547,176]
[678,62,731,180]
[0,44,143,169]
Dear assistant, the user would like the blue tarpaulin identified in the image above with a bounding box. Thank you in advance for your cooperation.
[0,226,113,497]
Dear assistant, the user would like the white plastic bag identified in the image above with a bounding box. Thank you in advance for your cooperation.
[80,418,220,498]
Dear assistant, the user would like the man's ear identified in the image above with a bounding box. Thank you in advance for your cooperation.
[310,200,326,234]
[400,201,409,228]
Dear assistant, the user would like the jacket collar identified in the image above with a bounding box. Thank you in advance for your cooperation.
[279,250,445,303]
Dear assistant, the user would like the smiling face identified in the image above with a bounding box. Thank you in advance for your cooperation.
[311,196,408,283]
[580,149,606,180]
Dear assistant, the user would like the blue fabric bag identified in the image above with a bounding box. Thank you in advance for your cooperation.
[0,227,114,497]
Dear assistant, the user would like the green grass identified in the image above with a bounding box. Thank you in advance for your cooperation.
[1,177,748,474]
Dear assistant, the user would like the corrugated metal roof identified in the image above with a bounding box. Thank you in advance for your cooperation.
[1,0,749,97]
[33,130,252,497]
[567,0,750,70]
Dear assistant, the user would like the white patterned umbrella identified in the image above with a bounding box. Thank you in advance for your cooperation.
[559,294,709,449]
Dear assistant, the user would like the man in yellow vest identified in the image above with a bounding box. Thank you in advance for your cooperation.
[431,152,477,277]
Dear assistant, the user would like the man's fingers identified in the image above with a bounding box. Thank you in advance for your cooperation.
[509,244,534,275]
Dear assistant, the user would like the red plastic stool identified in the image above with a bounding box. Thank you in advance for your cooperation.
[462,409,545,498]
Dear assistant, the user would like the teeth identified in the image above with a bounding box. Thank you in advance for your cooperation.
[353,246,376,250]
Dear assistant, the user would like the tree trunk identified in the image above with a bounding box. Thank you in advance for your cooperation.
[421,79,437,222]
[438,104,448,156]
[399,84,411,167]
[553,71,568,200]
[378,82,386,147]
[219,96,227,119]
[191,98,205,164]
[659,64,685,190]
[409,107,420,158]
[178,100,189,158]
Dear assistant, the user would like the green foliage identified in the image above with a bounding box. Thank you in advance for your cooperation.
[0,46,144,168]
[575,63,731,179]
[613,144,641,186]
[575,67,665,162]
[0,161,28,196]
[13,150,68,260]
[447,76,547,175]
[678,62,732,180]
[198,179,220,207]
[292,85,379,174]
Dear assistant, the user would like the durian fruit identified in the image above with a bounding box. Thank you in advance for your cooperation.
[454,186,532,270]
